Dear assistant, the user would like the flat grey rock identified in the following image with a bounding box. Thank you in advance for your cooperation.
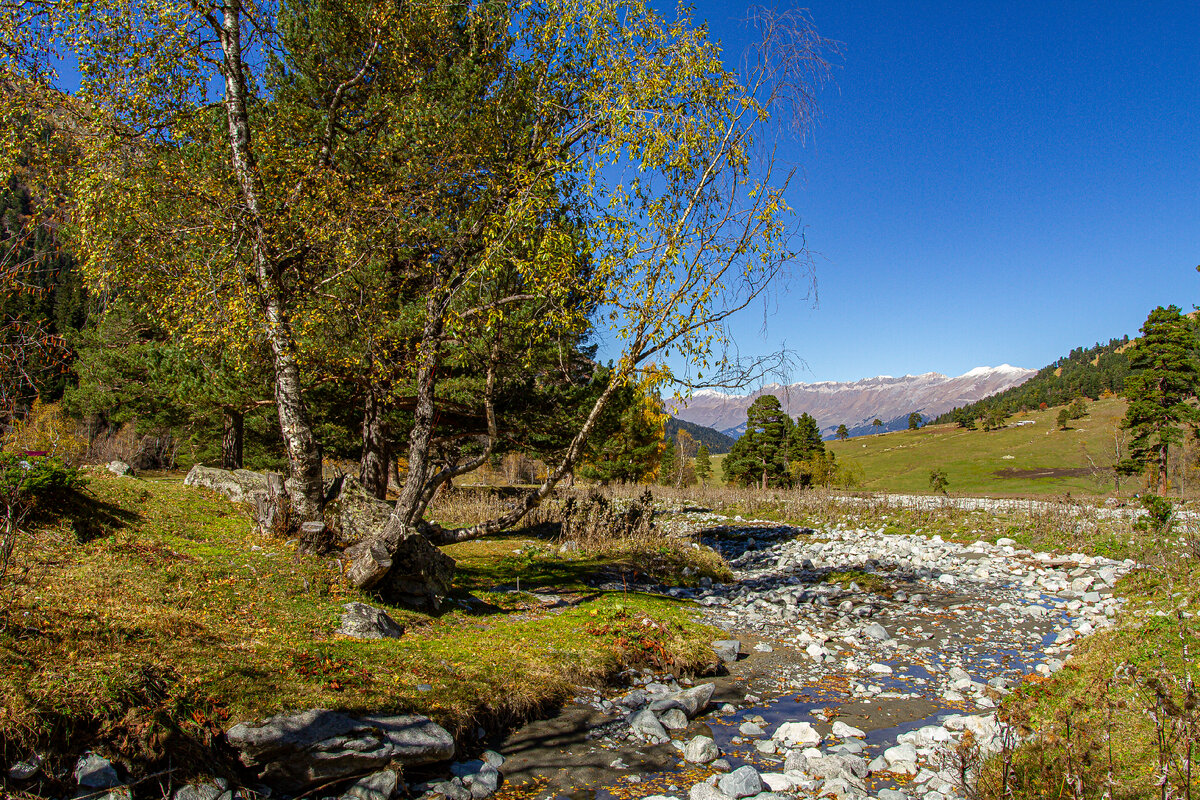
[226,708,453,792]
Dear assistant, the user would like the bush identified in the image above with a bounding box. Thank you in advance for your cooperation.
[1,451,85,585]
[1133,493,1173,534]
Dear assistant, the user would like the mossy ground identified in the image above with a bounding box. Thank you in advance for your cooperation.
[0,474,720,792]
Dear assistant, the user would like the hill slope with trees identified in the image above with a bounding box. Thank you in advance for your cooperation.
[935,337,1134,426]
[665,417,736,454]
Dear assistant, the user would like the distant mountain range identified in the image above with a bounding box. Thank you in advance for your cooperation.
[669,365,1036,439]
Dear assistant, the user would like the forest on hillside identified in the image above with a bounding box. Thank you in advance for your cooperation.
[936,337,1134,425]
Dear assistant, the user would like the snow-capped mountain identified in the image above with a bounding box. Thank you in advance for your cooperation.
[669,365,1036,439]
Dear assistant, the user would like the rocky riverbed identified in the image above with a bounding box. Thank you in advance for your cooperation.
[473,511,1133,800]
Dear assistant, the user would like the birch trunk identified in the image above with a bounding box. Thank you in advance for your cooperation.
[215,0,324,519]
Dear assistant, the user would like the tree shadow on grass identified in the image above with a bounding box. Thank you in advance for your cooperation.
[30,488,141,543]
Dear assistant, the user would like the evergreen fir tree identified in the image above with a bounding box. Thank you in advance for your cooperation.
[1119,305,1199,494]
[694,444,712,485]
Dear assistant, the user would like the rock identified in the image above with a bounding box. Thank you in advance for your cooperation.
[862,622,889,641]
[226,708,454,792]
[337,602,405,639]
[106,460,134,477]
[461,764,501,798]
[772,721,821,747]
[481,750,505,769]
[712,640,741,663]
[738,721,764,737]
[324,474,396,546]
[630,709,669,741]
[876,790,909,800]
[760,773,796,792]
[831,721,866,739]
[867,662,893,675]
[717,765,763,799]
[8,754,41,781]
[341,770,401,800]
[684,735,720,764]
[689,783,731,800]
[74,753,122,789]
[345,529,456,613]
[424,779,472,800]
[783,749,807,774]
[884,743,918,766]
[172,781,227,800]
[670,683,716,717]
[660,708,689,730]
[184,465,269,504]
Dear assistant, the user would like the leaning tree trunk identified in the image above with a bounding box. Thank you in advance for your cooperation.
[215,0,324,520]
[221,409,244,470]
[360,384,390,500]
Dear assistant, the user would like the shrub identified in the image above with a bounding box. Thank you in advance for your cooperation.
[1,451,85,586]
[1133,493,1173,534]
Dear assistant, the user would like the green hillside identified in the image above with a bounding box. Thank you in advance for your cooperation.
[829,397,1139,497]
[665,416,736,454]
[935,337,1134,425]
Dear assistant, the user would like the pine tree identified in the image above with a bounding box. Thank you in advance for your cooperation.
[836,423,849,441]
[724,394,792,488]
[790,413,823,460]
[1119,305,1199,495]
[658,437,677,486]
[694,444,712,485]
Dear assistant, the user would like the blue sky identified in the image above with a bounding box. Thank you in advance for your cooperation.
[669,0,1200,384]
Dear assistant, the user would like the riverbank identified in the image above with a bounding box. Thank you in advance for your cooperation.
[2,479,1196,799]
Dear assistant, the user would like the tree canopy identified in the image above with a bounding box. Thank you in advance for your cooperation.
[2,0,834,599]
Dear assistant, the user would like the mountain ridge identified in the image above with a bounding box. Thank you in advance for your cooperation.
[670,365,1036,439]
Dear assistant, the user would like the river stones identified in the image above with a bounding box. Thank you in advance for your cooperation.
[711,639,741,663]
[716,765,762,798]
[683,735,720,763]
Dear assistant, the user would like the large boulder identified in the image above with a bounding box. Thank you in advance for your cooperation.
[184,465,269,505]
[226,709,454,793]
[345,530,456,613]
[324,474,395,547]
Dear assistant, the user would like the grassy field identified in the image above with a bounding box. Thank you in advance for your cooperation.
[0,474,722,794]
[825,397,1135,497]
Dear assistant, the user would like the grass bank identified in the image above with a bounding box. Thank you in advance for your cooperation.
[823,398,1134,497]
[0,474,723,794]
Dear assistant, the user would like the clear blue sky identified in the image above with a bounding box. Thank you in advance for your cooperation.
[667,0,1200,384]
